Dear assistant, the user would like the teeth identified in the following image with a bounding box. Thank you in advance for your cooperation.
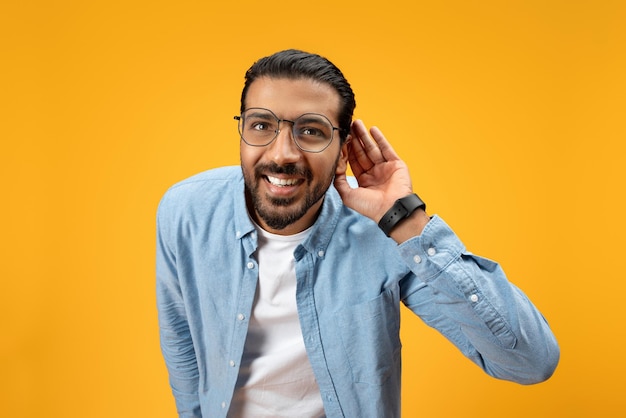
[267,175,299,186]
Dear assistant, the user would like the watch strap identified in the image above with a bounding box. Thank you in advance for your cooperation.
[378,193,426,237]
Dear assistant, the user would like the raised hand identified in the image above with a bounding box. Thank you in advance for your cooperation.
[334,119,414,223]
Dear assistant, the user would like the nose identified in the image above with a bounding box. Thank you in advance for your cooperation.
[268,122,301,164]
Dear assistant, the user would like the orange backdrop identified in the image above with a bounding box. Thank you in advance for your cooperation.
[2,0,625,417]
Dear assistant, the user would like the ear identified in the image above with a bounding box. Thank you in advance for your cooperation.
[335,136,351,176]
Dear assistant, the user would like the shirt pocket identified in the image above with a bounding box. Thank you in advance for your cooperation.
[337,287,401,386]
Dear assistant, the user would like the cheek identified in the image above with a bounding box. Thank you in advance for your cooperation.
[240,147,262,169]
[310,154,341,181]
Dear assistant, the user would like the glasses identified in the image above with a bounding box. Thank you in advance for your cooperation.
[234,107,341,153]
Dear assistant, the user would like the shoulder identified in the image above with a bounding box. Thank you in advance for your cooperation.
[166,166,242,192]
[326,184,395,248]
[157,166,242,218]
[163,166,241,197]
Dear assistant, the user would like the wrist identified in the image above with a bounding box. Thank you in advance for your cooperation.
[378,193,426,237]
[389,208,430,243]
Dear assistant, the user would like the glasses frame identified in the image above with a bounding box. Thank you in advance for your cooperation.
[234,107,341,153]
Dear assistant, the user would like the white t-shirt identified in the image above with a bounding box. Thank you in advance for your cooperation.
[229,224,325,418]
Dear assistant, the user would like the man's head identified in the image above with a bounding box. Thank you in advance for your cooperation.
[238,50,356,235]
[240,49,355,142]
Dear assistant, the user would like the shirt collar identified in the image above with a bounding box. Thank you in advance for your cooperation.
[297,184,343,260]
[233,171,256,241]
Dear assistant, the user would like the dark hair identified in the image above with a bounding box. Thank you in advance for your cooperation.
[240,49,356,142]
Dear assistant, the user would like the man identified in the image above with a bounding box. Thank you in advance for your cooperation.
[156,49,559,418]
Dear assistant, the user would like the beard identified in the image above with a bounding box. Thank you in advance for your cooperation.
[243,160,338,231]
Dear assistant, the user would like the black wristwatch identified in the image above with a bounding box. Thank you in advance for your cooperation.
[378,193,426,237]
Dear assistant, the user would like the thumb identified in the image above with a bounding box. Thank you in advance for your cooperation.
[333,171,352,201]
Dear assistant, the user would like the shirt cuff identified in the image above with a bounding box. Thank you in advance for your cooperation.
[397,215,466,282]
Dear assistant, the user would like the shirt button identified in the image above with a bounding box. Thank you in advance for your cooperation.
[318,250,325,257]
[413,255,422,264]
[427,247,436,256]
[470,294,479,303]
[221,402,226,409]
[229,360,236,367]
[236,231,241,238]
[247,261,254,269]
[237,313,245,321]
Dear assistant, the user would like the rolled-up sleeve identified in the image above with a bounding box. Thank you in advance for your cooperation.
[398,215,560,384]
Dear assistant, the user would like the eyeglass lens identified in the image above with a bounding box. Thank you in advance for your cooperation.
[238,108,334,152]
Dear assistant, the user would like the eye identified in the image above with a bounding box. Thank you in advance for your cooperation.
[300,127,324,137]
[251,122,268,131]
[246,119,277,133]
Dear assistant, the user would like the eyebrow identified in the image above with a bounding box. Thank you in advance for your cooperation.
[246,111,275,120]
[296,114,328,124]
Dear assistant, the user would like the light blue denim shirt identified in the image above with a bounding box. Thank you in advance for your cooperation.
[156,166,559,418]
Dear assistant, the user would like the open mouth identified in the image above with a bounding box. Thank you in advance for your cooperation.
[266,175,303,187]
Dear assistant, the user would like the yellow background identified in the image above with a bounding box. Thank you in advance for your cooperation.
[2,0,625,416]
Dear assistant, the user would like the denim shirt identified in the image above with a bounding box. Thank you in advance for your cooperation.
[156,166,559,418]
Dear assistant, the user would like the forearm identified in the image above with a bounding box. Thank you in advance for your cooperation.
[400,216,559,384]
[157,288,203,416]
[156,215,202,416]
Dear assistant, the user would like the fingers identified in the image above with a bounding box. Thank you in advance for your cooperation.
[369,125,401,162]
[352,119,385,163]
[347,132,368,177]
[348,120,399,177]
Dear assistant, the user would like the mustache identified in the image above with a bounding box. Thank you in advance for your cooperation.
[255,162,313,182]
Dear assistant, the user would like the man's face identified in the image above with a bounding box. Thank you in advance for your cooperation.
[240,76,347,235]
